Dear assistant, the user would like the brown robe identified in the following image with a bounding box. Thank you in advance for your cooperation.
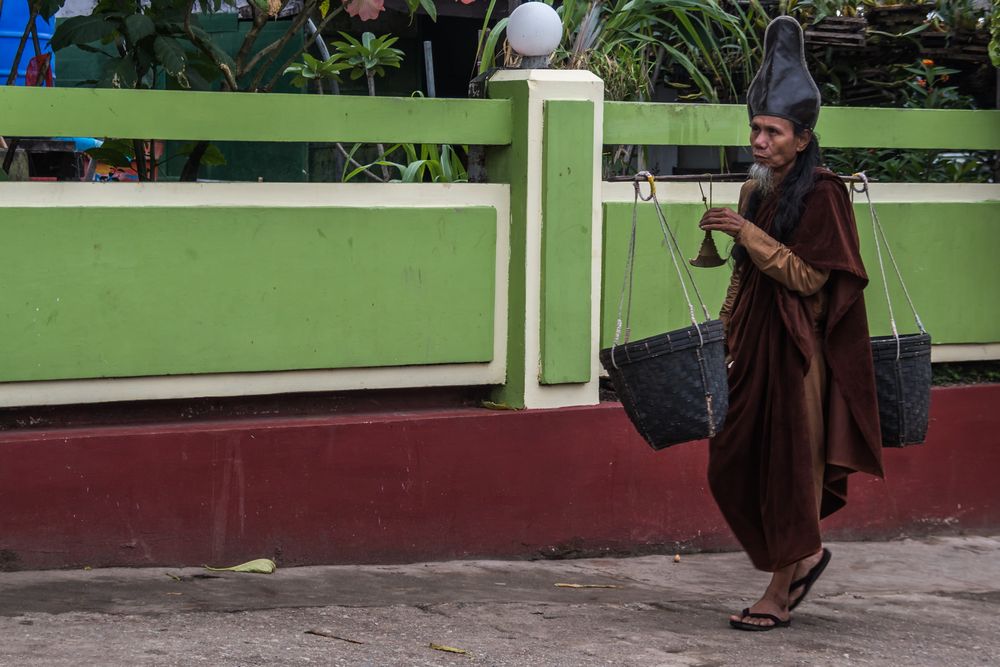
[708,169,884,572]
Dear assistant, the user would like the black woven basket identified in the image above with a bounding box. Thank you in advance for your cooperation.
[854,174,933,448]
[871,332,931,447]
[600,319,728,450]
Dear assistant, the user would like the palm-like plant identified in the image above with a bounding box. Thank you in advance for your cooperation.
[326,31,405,180]
[331,31,404,96]
[284,52,352,91]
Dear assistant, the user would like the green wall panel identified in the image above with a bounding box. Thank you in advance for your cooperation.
[604,102,1000,149]
[0,206,497,382]
[856,201,999,341]
[601,200,1000,347]
[0,87,512,145]
[540,100,594,384]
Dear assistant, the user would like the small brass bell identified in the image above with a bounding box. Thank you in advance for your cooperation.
[690,230,726,268]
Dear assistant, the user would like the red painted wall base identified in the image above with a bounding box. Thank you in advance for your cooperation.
[1,385,997,571]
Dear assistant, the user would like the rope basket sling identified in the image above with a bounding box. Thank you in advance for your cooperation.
[599,173,729,450]
[854,174,931,447]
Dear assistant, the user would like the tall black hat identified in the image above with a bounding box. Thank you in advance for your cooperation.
[746,16,821,130]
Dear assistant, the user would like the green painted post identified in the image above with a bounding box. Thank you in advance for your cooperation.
[540,100,595,384]
[485,77,531,409]
[487,70,604,409]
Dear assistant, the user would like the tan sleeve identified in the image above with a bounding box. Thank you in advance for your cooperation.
[719,269,741,332]
[736,222,829,296]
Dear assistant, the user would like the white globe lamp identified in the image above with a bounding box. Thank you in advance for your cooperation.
[506,2,563,68]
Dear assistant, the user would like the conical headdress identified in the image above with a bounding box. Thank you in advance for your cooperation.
[746,16,821,130]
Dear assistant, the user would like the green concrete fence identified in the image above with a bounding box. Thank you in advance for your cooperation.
[1,78,997,409]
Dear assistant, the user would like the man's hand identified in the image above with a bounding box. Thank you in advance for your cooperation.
[699,207,747,238]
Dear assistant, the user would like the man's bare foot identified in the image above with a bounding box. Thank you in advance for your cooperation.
[729,564,795,629]
[729,596,789,628]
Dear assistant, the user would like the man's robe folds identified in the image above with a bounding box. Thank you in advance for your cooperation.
[708,169,884,572]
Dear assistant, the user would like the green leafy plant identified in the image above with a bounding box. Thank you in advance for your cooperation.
[44,0,431,181]
[286,26,444,185]
[52,3,192,179]
[823,57,988,183]
[330,31,404,96]
[283,52,351,90]
[824,147,996,183]
[900,59,973,109]
[343,143,468,183]
[554,0,763,103]
[51,0,237,91]
[324,31,405,181]
[474,0,765,103]
[473,0,508,75]
[402,0,440,22]
[296,30,465,185]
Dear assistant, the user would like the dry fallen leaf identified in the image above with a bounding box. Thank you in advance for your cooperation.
[203,558,276,574]
[429,643,468,655]
[554,583,620,589]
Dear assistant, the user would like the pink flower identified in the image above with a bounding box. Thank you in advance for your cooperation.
[342,0,385,21]
[456,0,475,4]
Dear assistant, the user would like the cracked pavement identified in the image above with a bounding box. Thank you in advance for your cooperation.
[1,535,998,666]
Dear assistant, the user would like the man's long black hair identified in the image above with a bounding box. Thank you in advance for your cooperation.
[733,127,822,266]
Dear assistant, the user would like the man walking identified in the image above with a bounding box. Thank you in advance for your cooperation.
[698,16,884,631]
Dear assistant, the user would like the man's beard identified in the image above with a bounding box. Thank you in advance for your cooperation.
[748,162,774,197]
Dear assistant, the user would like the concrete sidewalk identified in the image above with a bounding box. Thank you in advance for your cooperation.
[1,535,997,666]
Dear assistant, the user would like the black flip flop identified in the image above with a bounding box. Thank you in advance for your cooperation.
[788,547,832,611]
[729,607,791,631]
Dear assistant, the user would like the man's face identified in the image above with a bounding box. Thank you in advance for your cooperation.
[749,115,810,175]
